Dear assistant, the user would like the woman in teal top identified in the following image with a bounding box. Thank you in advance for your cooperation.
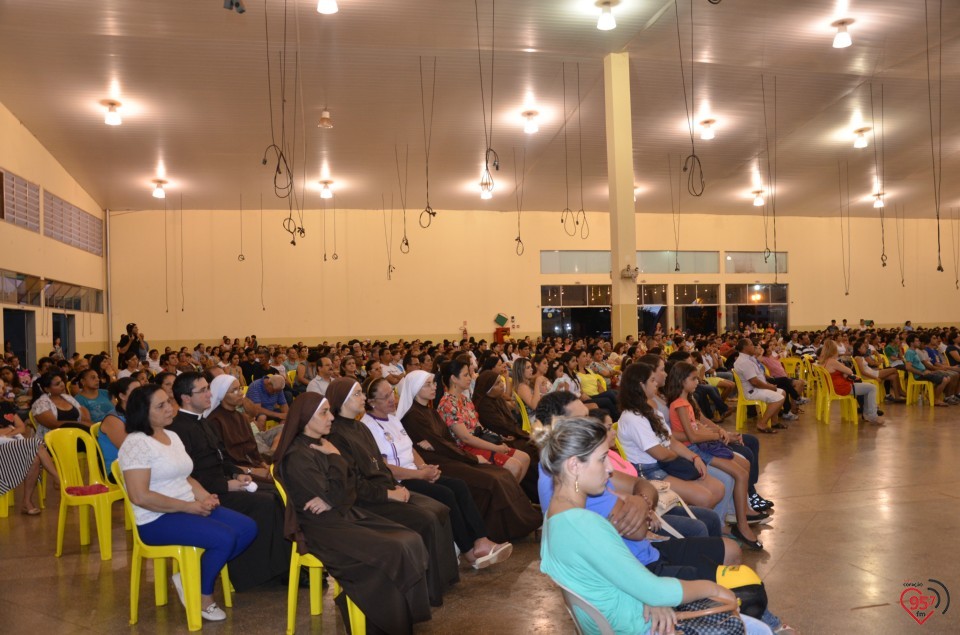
[75,369,116,423]
[97,377,139,483]
[539,416,751,635]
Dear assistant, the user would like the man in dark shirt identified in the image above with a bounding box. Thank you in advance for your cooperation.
[168,372,286,591]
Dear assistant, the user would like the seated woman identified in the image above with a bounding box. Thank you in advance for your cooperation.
[339,356,360,383]
[274,392,431,634]
[539,416,771,635]
[153,371,180,414]
[573,349,620,419]
[205,375,273,480]
[0,401,59,515]
[666,362,766,550]
[324,377,459,607]
[616,363,725,510]
[757,342,806,421]
[437,359,530,484]
[90,354,118,389]
[398,370,542,543]
[852,338,905,402]
[117,385,257,621]
[30,371,92,437]
[98,377,140,483]
[74,368,116,423]
[512,357,551,421]
[0,366,31,418]
[362,377,512,570]
[225,354,247,388]
[820,339,886,424]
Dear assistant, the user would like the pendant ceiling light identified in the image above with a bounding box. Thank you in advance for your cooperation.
[752,190,765,207]
[318,108,333,129]
[699,118,716,140]
[853,126,871,149]
[316,0,339,15]
[152,179,167,199]
[100,99,122,126]
[319,180,334,199]
[873,193,885,208]
[831,18,854,48]
[595,0,619,31]
[522,110,539,134]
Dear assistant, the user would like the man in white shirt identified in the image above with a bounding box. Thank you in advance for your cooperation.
[379,347,405,385]
[732,339,785,433]
[306,356,334,396]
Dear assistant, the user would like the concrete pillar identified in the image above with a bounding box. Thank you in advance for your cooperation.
[603,52,638,342]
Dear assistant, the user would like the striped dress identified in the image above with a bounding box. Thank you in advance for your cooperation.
[0,435,42,494]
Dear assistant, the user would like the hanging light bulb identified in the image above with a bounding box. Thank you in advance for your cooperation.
[316,0,339,15]
[853,126,871,149]
[873,193,885,208]
[318,109,333,129]
[831,19,854,49]
[479,167,494,200]
[152,179,167,199]
[752,190,765,207]
[699,118,716,140]
[595,0,618,31]
[100,100,122,126]
[319,180,334,199]
[522,110,539,134]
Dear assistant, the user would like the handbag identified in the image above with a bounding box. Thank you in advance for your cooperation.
[650,479,697,540]
[473,425,503,445]
[658,456,701,480]
[675,596,745,635]
[695,440,735,460]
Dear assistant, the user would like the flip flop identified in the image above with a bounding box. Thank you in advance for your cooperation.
[20,507,41,516]
[756,425,778,434]
[472,542,513,570]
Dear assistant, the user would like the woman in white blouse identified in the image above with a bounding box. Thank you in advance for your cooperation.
[117,384,258,622]
[361,377,511,570]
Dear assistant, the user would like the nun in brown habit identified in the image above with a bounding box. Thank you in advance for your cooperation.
[397,371,542,543]
[324,377,459,608]
[471,370,541,503]
[274,392,431,635]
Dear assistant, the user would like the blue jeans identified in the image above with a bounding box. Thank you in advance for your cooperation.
[743,614,774,634]
[660,505,722,538]
[138,506,258,595]
[707,465,736,518]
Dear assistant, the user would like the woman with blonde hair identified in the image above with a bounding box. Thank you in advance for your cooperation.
[819,339,885,424]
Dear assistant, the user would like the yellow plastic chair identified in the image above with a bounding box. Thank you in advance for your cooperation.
[111,463,232,631]
[89,421,132,530]
[611,423,628,461]
[287,369,297,387]
[800,357,817,400]
[812,365,858,424]
[513,392,532,434]
[0,489,14,517]
[27,411,47,509]
[271,466,365,635]
[780,357,800,379]
[731,372,766,432]
[906,373,935,406]
[45,427,125,560]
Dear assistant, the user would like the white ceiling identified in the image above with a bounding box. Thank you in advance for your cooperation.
[0,0,958,218]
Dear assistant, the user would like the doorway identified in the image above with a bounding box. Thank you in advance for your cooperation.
[676,306,718,336]
[3,309,37,369]
[52,313,76,359]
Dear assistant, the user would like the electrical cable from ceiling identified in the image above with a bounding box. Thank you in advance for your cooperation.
[395,144,411,254]
[560,63,577,236]
[674,0,705,197]
[238,194,246,262]
[163,196,169,313]
[894,203,906,287]
[419,56,438,228]
[951,207,960,289]
[331,194,339,260]
[179,194,185,311]
[474,0,499,199]
[760,74,779,283]
[574,63,590,240]
[837,161,853,296]
[382,193,395,280]
[924,0,944,272]
[259,194,266,310]
[667,154,682,271]
[513,147,526,256]
[869,83,887,268]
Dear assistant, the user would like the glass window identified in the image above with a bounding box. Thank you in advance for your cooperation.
[724,252,788,274]
[725,284,788,305]
[541,286,562,306]
[560,285,588,306]
[555,251,611,274]
[674,284,719,305]
[540,251,561,274]
[587,285,611,306]
[640,284,668,305]
[637,251,719,274]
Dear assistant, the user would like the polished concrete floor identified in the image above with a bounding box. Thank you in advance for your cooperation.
[2,401,960,634]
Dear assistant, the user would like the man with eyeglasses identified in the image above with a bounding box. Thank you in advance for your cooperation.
[167,372,288,591]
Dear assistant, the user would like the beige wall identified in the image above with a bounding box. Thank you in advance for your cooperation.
[0,101,108,357]
[108,205,960,348]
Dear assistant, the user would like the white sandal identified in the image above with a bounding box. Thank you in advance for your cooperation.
[471,542,513,570]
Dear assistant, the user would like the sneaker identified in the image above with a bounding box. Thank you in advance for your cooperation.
[749,494,773,511]
[796,397,810,405]
[781,411,798,421]
[201,602,227,622]
[171,572,186,609]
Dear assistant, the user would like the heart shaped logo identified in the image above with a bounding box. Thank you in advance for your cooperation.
[900,588,935,625]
